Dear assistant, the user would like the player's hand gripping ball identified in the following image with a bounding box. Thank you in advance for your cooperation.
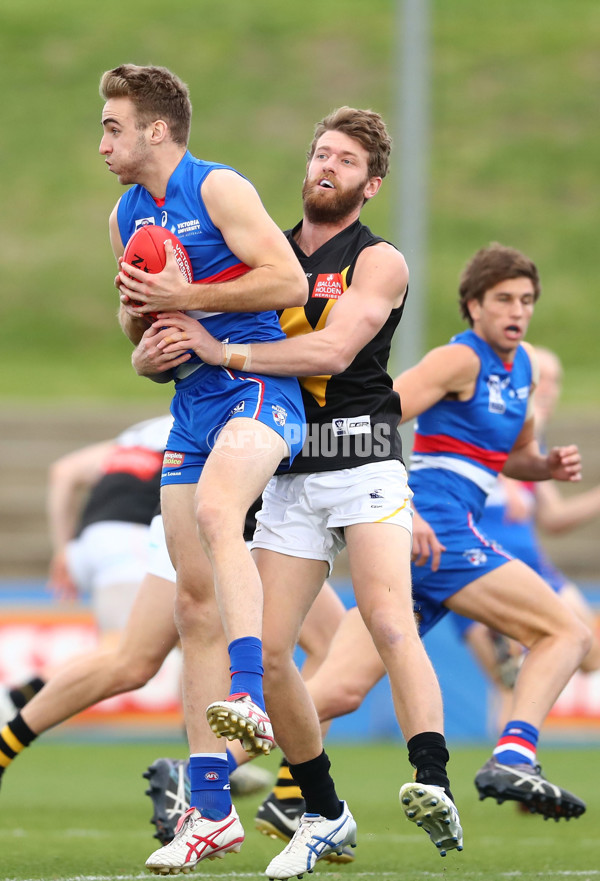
[122,225,193,319]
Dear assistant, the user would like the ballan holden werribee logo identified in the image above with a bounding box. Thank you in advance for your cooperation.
[312,272,344,299]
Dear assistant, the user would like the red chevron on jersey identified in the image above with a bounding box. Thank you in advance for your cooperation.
[413,432,509,473]
[196,261,250,284]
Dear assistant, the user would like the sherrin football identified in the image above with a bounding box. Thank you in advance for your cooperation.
[122,225,193,317]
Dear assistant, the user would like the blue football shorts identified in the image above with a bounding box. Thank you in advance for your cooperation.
[410,500,514,637]
[161,363,305,485]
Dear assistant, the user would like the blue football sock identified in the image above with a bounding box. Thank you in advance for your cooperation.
[228,636,265,709]
[493,719,539,766]
[189,754,231,820]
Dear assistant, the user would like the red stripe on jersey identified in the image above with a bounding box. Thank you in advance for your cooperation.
[195,262,250,284]
[413,433,509,472]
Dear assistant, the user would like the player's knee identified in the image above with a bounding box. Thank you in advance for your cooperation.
[327,682,365,717]
[195,497,240,549]
[112,646,163,692]
[366,607,411,651]
[263,643,295,687]
[571,617,593,661]
[174,582,222,646]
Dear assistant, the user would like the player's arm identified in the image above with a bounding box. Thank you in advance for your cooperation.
[411,504,447,572]
[503,417,581,483]
[393,344,480,423]
[131,322,191,381]
[533,478,600,534]
[503,343,581,483]
[151,242,408,375]
[47,441,114,598]
[117,170,308,315]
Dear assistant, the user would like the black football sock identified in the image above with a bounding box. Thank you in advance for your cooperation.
[9,676,46,709]
[289,750,343,820]
[407,731,454,803]
[272,757,304,805]
[0,713,38,784]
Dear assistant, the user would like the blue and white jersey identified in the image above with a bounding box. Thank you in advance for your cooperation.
[117,151,286,359]
[409,329,532,520]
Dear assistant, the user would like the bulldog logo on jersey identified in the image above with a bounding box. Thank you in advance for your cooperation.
[134,216,156,230]
[463,548,488,566]
[272,405,288,426]
[312,273,344,299]
[486,374,511,415]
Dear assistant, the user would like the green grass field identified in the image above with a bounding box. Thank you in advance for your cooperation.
[1,1,600,406]
[2,739,599,881]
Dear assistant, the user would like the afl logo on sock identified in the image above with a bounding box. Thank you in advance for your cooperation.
[205,771,220,781]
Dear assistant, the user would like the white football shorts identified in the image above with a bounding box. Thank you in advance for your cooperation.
[146,513,254,583]
[66,520,150,632]
[147,513,177,582]
[252,460,413,572]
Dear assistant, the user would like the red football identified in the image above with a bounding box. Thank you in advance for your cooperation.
[122,225,193,317]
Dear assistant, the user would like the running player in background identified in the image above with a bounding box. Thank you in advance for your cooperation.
[394,244,591,820]
[0,414,171,729]
[0,493,344,814]
[447,346,600,726]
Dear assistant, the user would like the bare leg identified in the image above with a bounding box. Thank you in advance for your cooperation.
[162,483,230,755]
[22,572,178,734]
[461,622,519,732]
[259,548,328,764]
[297,580,346,680]
[446,560,592,728]
[307,606,386,722]
[346,522,445,739]
[195,418,288,644]
[559,582,600,673]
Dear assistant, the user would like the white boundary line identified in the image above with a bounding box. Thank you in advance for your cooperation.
[7,873,600,881]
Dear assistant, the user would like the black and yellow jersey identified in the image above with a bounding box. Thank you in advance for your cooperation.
[280,219,405,473]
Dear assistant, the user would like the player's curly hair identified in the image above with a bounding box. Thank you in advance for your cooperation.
[459,242,541,325]
[99,64,192,147]
[308,106,392,179]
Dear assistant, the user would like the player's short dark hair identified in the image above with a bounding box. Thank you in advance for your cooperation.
[99,64,192,147]
[459,242,541,325]
[308,106,392,179]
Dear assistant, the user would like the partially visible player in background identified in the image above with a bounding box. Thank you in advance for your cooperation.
[447,346,600,727]
[0,414,171,728]
[0,487,343,812]
[394,245,591,821]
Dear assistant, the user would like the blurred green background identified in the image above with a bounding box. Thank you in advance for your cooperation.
[0,0,598,406]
